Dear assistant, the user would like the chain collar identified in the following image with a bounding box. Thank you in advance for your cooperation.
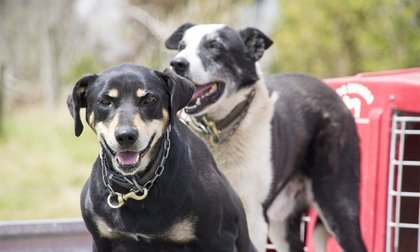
[100,125,171,209]
[184,88,255,145]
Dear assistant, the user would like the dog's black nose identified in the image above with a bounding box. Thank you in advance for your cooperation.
[170,58,189,75]
[115,128,138,147]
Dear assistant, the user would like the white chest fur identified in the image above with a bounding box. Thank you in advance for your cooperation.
[204,81,277,251]
[208,81,275,204]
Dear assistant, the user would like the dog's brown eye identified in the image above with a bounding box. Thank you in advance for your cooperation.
[99,98,112,106]
[144,96,156,104]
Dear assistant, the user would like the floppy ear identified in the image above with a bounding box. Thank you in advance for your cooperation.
[67,74,97,137]
[239,27,273,61]
[165,22,196,49]
[157,68,195,119]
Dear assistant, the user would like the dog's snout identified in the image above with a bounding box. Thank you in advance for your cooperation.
[115,127,138,147]
[170,58,189,75]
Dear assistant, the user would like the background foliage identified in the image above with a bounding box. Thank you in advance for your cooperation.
[272,0,420,77]
[0,0,419,220]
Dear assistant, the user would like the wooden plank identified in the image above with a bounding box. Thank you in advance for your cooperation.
[0,218,91,251]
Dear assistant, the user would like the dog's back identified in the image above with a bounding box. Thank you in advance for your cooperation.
[265,73,359,186]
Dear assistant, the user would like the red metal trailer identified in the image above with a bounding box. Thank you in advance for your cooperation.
[302,68,420,252]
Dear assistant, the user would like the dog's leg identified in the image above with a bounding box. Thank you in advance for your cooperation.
[312,184,367,252]
[243,200,269,252]
[308,124,367,252]
[268,211,306,252]
[267,178,307,252]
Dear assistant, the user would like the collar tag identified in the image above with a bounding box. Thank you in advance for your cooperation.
[107,188,149,209]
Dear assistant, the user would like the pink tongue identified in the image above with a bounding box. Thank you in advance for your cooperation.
[116,151,140,165]
[191,84,212,101]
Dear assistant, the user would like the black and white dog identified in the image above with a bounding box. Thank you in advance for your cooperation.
[67,63,255,251]
[166,23,367,252]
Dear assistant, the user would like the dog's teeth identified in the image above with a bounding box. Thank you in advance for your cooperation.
[210,84,217,93]
[196,98,201,106]
[203,85,218,98]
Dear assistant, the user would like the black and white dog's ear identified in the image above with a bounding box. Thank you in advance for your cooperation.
[157,68,195,119]
[239,27,273,61]
[67,74,97,137]
[165,22,196,50]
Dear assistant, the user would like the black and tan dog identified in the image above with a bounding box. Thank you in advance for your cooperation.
[166,24,367,252]
[67,63,255,252]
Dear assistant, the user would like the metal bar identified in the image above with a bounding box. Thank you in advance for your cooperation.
[393,116,420,122]
[389,191,420,197]
[386,113,399,252]
[391,160,420,166]
[388,222,420,229]
[392,129,420,135]
[418,183,420,252]
[394,118,407,251]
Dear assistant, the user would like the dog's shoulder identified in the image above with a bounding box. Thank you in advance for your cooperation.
[265,73,331,96]
[264,73,350,119]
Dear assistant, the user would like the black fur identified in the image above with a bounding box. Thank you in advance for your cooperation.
[165,23,196,50]
[67,74,98,137]
[238,27,273,61]
[265,74,365,251]
[68,63,255,252]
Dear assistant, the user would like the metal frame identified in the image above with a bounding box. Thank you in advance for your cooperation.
[386,114,420,252]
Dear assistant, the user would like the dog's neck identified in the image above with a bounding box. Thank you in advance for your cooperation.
[183,78,271,144]
[200,79,274,172]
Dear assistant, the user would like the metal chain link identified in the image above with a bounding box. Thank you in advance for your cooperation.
[143,125,171,190]
[100,149,115,195]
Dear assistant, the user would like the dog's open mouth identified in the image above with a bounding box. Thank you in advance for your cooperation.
[115,151,141,170]
[102,134,155,174]
[185,82,225,114]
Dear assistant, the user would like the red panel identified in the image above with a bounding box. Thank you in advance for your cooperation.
[302,68,420,252]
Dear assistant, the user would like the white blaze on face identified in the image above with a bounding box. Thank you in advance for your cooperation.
[176,24,225,84]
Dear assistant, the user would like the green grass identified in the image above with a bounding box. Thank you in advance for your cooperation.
[0,99,98,220]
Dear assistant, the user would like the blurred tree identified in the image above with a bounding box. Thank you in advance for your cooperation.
[1,0,260,111]
[0,0,82,109]
[127,0,255,70]
[271,0,420,77]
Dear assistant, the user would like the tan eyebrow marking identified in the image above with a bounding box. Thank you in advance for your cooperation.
[107,88,119,98]
[137,88,147,98]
